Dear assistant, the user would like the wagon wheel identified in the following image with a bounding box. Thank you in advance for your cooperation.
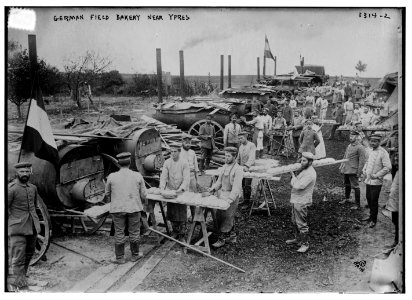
[30,197,51,266]
[71,213,108,235]
[188,119,225,150]
[284,91,293,98]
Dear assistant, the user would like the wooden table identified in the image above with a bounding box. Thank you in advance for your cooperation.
[205,170,281,217]
[147,193,229,254]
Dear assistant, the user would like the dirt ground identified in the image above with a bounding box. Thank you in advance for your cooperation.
[7,96,397,293]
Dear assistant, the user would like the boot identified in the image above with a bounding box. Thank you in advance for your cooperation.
[24,255,33,276]
[130,242,143,262]
[111,243,125,264]
[212,238,225,248]
[296,232,309,253]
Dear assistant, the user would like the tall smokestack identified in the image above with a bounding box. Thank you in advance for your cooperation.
[156,48,162,103]
[274,56,277,76]
[257,57,260,80]
[179,50,185,99]
[228,55,231,88]
[220,55,224,90]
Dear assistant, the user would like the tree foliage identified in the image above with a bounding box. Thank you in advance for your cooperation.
[7,41,64,119]
[63,51,111,108]
[355,60,367,74]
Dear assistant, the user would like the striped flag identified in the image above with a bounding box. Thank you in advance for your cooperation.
[264,35,275,60]
[20,97,59,168]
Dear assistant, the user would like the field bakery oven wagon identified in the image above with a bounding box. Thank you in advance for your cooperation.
[153,98,248,150]
[7,125,164,265]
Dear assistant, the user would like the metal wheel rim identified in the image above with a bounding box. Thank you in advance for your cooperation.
[188,119,225,150]
[30,197,51,266]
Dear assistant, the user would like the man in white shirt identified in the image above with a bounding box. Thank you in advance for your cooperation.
[289,96,297,110]
[246,110,265,158]
[320,96,329,120]
[224,114,242,148]
[261,108,273,153]
[360,106,374,127]
[286,152,317,253]
[379,96,390,120]
[361,134,391,228]
[315,95,322,117]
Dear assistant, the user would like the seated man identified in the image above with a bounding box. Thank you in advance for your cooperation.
[208,147,243,248]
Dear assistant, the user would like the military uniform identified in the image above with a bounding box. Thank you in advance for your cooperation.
[105,152,147,263]
[8,163,41,289]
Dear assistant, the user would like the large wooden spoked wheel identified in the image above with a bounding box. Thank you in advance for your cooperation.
[30,197,51,266]
[188,119,225,150]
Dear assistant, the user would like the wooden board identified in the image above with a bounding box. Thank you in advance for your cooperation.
[115,240,176,292]
[83,203,110,219]
[147,192,230,210]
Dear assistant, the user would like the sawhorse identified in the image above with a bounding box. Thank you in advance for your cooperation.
[146,200,173,243]
[186,206,218,254]
[249,178,277,216]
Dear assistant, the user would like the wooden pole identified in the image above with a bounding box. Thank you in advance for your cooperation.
[274,56,277,76]
[257,57,260,81]
[228,55,231,88]
[148,227,246,273]
[220,55,224,90]
[156,48,163,103]
[179,50,185,99]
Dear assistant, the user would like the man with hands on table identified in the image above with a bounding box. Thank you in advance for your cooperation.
[160,144,190,242]
[208,147,244,248]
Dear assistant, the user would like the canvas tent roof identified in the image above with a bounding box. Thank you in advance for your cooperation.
[295,65,325,76]
[373,72,398,94]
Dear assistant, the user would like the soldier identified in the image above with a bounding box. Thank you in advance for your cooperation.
[8,162,41,291]
[209,147,244,248]
[105,152,147,264]
[237,131,256,209]
[199,114,216,172]
[223,113,242,148]
[160,145,190,242]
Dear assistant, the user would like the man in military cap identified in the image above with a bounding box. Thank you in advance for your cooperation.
[209,147,244,248]
[286,152,317,253]
[237,131,256,208]
[105,152,147,264]
[199,114,216,172]
[298,119,320,156]
[339,131,367,210]
[8,162,41,290]
[160,144,190,242]
[361,134,391,228]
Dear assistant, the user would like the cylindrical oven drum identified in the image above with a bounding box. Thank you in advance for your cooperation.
[70,179,105,204]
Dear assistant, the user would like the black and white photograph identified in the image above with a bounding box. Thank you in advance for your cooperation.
[3,3,406,293]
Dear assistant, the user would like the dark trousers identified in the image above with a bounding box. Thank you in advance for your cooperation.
[330,124,342,139]
[8,234,37,276]
[111,212,141,244]
[365,184,382,223]
[344,174,360,204]
[200,147,213,170]
[242,178,252,202]
[391,166,398,180]
[292,136,300,152]
[392,211,399,244]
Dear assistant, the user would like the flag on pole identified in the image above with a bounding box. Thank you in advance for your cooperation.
[20,97,59,168]
[264,35,275,60]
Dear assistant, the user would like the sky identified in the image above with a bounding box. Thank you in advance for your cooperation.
[8,7,403,77]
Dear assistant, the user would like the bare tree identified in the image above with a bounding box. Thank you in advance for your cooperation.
[63,51,111,109]
[355,60,367,77]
